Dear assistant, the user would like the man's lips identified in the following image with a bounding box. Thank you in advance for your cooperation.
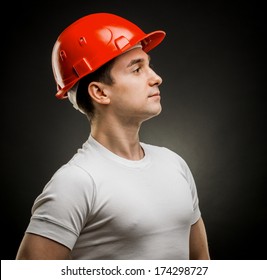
[148,92,160,98]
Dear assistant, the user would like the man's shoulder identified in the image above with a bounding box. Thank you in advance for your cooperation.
[141,142,185,162]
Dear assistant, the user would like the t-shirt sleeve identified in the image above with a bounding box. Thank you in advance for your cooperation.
[180,158,201,224]
[170,151,201,225]
[25,163,95,250]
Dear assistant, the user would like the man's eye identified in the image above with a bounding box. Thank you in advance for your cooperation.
[133,67,141,73]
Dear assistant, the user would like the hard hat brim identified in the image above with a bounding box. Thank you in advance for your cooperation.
[141,30,166,53]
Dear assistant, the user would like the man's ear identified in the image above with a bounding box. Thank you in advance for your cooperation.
[88,82,110,105]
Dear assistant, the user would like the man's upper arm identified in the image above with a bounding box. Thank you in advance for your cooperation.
[16,233,71,260]
[189,217,210,260]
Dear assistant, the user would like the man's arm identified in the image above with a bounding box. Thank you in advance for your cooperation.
[16,233,71,260]
[189,217,210,260]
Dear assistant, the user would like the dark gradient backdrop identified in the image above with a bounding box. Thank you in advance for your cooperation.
[2,0,266,260]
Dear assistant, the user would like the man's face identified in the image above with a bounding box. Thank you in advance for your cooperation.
[105,47,163,124]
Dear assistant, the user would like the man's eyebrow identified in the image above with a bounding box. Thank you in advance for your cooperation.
[126,55,151,68]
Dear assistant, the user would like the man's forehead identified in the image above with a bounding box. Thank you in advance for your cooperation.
[115,47,150,66]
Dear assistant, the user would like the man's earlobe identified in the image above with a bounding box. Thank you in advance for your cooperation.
[88,82,110,105]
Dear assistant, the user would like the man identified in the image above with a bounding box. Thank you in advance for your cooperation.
[16,13,210,260]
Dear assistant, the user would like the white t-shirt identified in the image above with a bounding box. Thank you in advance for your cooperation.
[26,135,201,259]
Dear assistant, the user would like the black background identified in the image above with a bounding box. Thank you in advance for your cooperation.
[2,0,266,259]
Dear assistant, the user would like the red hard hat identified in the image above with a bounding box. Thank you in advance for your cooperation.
[52,13,166,99]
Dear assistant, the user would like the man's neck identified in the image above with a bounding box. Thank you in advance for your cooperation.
[90,118,144,161]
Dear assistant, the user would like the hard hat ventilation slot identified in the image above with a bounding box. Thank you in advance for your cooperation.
[79,37,87,46]
[60,50,67,61]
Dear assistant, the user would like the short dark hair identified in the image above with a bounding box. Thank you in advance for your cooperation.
[76,58,116,119]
